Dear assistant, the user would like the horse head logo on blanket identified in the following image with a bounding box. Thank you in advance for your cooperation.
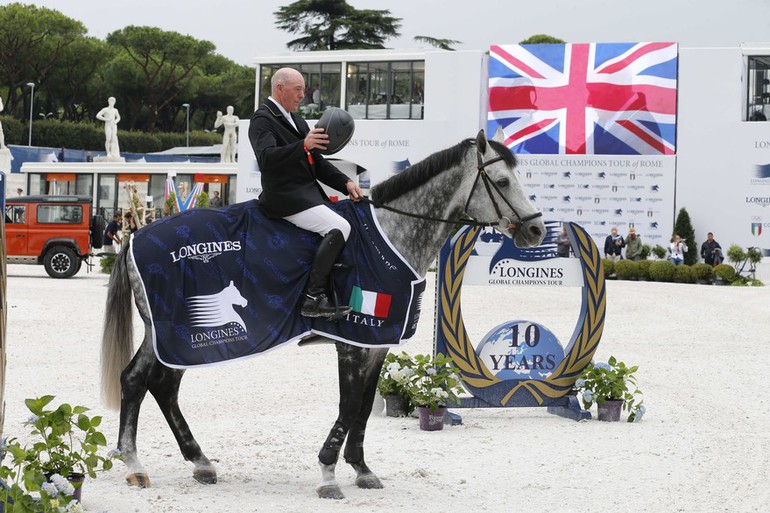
[188,281,247,332]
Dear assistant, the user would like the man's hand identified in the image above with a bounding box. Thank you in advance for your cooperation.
[304,128,329,151]
[346,180,363,202]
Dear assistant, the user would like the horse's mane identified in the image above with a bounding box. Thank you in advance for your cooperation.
[370,138,517,203]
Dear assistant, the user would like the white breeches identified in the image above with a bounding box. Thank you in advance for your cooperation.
[283,205,351,241]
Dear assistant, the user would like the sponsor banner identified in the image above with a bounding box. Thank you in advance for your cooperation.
[462,223,584,287]
[517,154,676,249]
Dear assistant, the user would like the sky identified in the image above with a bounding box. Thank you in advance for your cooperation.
[11,0,770,66]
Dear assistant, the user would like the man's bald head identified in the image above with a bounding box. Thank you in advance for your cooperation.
[271,68,306,113]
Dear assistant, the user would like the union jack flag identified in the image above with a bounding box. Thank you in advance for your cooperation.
[487,42,678,155]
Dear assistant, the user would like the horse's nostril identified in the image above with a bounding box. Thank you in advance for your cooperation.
[530,226,543,238]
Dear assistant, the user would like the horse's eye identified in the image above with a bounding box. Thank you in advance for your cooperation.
[496,178,510,188]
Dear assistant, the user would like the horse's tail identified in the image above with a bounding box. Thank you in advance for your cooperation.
[101,248,135,410]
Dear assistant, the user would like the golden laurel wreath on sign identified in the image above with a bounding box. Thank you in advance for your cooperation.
[438,222,606,406]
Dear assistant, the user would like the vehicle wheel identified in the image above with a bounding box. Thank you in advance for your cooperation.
[44,246,79,278]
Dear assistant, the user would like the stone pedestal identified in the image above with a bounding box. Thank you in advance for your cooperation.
[94,155,125,163]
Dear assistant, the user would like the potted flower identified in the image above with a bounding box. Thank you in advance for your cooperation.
[377,352,416,417]
[1,395,121,507]
[574,356,645,422]
[405,353,465,431]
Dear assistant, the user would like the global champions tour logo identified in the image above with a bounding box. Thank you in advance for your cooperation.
[186,281,249,349]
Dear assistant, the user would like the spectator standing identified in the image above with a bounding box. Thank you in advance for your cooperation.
[669,234,688,265]
[103,213,122,252]
[604,226,625,261]
[557,226,570,257]
[701,232,723,266]
[210,190,223,208]
[625,227,643,260]
[58,147,65,162]
[86,151,93,162]
[125,211,138,234]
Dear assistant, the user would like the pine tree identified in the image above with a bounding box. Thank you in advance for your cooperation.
[673,208,697,265]
[274,0,401,51]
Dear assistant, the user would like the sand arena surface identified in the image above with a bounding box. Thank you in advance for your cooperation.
[4,263,769,512]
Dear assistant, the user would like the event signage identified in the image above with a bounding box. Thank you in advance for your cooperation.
[516,155,676,251]
[435,222,605,412]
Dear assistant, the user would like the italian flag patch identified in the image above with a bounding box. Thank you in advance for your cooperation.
[349,286,392,318]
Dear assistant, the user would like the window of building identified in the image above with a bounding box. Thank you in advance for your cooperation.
[97,174,118,218]
[346,61,424,120]
[747,56,770,121]
[259,63,342,118]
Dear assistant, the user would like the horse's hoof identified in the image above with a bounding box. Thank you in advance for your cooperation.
[355,473,384,489]
[126,473,151,488]
[193,467,218,484]
[317,484,345,500]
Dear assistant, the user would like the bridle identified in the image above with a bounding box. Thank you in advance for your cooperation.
[364,139,543,236]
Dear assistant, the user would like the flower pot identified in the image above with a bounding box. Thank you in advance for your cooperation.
[46,472,85,502]
[596,399,623,422]
[384,395,409,417]
[417,406,446,431]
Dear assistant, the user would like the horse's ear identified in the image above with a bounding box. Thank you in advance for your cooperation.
[476,129,488,153]
[492,125,505,143]
[229,280,234,287]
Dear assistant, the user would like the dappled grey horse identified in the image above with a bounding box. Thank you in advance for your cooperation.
[100,129,545,499]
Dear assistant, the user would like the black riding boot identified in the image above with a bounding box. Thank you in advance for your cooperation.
[301,229,352,318]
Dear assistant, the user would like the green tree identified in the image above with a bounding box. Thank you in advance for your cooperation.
[0,3,87,117]
[413,36,462,51]
[673,207,697,266]
[105,26,216,132]
[274,0,401,50]
[183,54,255,133]
[519,34,566,44]
[45,37,115,122]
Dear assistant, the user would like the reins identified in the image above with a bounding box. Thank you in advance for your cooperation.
[364,140,543,234]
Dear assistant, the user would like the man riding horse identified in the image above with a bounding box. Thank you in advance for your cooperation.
[248,67,364,319]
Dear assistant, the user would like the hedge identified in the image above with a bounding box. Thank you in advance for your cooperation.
[1,117,220,153]
[649,260,676,282]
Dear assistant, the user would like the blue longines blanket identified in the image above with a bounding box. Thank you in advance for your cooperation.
[130,200,426,369]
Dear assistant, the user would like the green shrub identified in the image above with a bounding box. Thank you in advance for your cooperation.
[726,244,746,265]
[673,264,696,284]
[0,115,25,145]
[119,130,163,153]
[4,118,223,152]
[652,245,667,260]
[673,208,697,265]
[731,277,764,287]
[649,260,675,282]
[640,244,651,260]
[691,263,714,282]
[602,258,615,278]
[100,253,117,274]
[637,259,652,280]
[714,264,736,282]
[747,247,763,264]
[614,259,639,280]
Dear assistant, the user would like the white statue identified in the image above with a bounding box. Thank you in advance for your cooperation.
[0,96,6,150]
[214,105,239,163]
[96,97,121,158]
[0,96,11,173]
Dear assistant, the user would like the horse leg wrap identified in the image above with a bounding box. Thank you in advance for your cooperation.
[343,427,365,465]
[319,421,347,466]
